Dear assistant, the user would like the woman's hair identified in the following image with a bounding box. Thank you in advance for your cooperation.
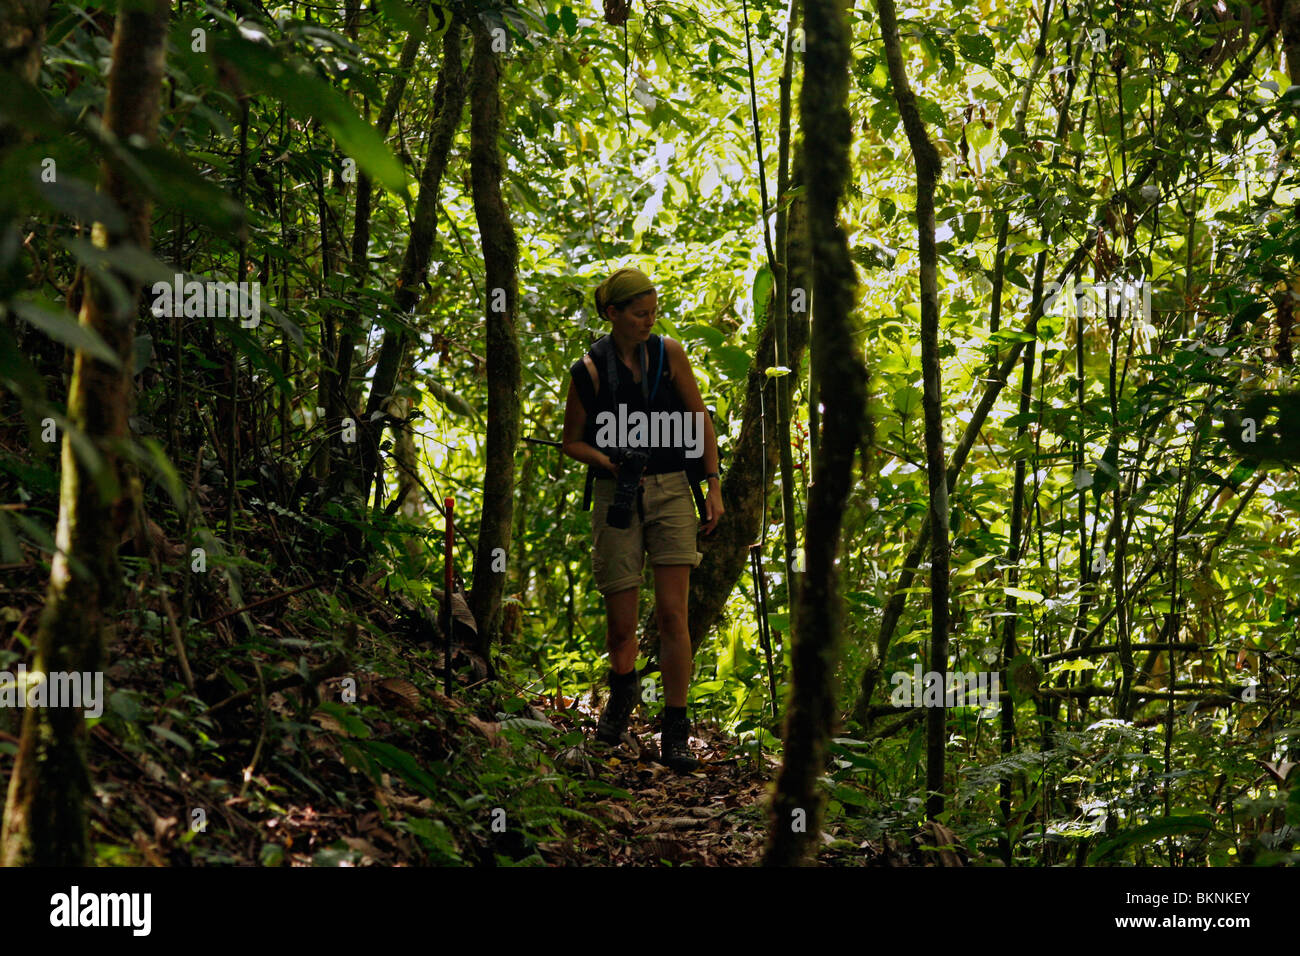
[594,267,655,319]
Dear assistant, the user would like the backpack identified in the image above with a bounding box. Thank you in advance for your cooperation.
[574,333,708,521]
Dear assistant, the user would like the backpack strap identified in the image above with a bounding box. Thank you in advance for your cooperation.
[582,335,619,512]
[649,334,665,404]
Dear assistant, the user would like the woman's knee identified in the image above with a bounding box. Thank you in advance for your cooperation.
[607,621,638,647]
[655,605,688,637]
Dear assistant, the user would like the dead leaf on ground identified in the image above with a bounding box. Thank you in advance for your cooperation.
[466,715,502,746]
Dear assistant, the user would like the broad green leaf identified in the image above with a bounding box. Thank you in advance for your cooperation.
[752,265,773,320]
[712,344,753,380]
[956,33,995,68]
[10,300,121,368]
[560,4,578,36]
[213,36,407,193]
[1089,814,1215,864]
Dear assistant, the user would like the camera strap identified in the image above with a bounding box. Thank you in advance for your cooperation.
[639,340,650,406]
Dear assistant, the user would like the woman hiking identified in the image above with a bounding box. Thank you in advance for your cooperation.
[561,266,723,771]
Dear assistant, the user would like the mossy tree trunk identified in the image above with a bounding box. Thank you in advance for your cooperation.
[1,0,169,866]
[764,0,867,867]
[465,13,521,660]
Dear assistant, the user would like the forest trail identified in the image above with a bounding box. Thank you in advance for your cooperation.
[57,576,780,867]
[22,563,963,867]
[541,712,774,865]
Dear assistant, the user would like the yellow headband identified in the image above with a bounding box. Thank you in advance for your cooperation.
[594,267,655,317]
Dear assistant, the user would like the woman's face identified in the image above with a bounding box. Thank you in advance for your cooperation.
[606,290,657,342]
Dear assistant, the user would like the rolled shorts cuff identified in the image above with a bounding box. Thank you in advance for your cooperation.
[650,550,703,568]
[596,573,643,597]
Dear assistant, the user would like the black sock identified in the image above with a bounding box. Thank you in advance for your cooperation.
[663,705,687,722]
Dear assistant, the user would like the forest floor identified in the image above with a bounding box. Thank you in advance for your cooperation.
[0,540,789,865]
[1,557,965,866]
[528,713,776,865]
[0,419,955,865]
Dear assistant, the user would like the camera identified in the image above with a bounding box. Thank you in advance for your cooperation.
[605,448,649,529]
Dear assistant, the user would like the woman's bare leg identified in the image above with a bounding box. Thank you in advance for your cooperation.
[652,564,692,706]
[604,586,639,674]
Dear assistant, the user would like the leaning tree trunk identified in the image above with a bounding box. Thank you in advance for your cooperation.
[465,14,521,660]
[639,160,809,660]
[877,0,949,821]
[358,17,466,508]
[323,9,429,433]
[764,0,867,867]
[1,0,169,867]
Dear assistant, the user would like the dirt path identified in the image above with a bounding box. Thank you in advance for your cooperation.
[536,710,777,866]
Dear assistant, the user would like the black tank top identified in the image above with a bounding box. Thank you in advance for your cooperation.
[570,334,687,475]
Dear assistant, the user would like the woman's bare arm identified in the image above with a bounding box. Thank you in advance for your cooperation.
[561,358,617,476]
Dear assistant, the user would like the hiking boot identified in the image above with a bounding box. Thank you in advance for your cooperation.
[657,708,699,772]
[594,670,639,746]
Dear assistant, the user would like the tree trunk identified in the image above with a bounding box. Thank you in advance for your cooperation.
[876,0,949,820]
[465,14,521,660]
[764,0,866,867]
[1,0,169,867]
[324,9,429,433]
[358,17,466,508]
[639,162,809,659]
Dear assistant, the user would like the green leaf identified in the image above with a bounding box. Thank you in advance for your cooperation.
[916,96,946,129]
[956,33,996,68]
[1089,814,1215,864]
[764,365,792,378]
[36,176,126,233]
[149,724,193,754]
[679,323,727,348]
[712,344,753,380]
[1004,586,1044,603]
[427,378,476,419]
[259,843,286,867]
[893,385,922,416]
[829,783,871,807]
[955,554,996,576]
[1047,658,1097,678]
[10,300,122,369]
[752,265,774,320]
[560,5,578,36]
[376,0,423,31]
[135,437,186,512]
[213,36,407,193]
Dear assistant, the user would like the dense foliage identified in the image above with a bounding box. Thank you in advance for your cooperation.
[2,0,1298,866]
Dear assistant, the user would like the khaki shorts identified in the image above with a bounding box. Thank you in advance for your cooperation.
[591,471,703,597]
